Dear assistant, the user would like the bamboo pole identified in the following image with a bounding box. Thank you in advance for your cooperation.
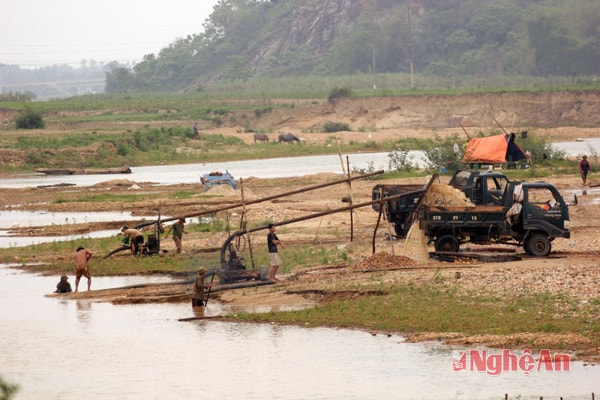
[346,155,354,242]
[239,178,256,269]
[134,170,385,230]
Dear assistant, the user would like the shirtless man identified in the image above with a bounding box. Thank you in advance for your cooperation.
[121,226,144,256]
[74,246,93,292]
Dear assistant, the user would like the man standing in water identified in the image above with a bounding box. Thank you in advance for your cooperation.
[165,218,187,254]
[267,223,285,282]
[192,267,212,307]
[74,246,93,292]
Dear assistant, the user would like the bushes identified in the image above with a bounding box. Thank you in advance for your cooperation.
[323,121,351,133]
[328,86,352,103]
[15,108,44,129]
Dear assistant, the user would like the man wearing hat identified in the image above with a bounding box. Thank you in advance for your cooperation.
[192,267,212,307]
[164,218,187,254]
[55,275,72,293]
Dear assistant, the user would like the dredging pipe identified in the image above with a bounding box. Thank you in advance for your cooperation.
[134,170,385,229]
[218,187,427,269]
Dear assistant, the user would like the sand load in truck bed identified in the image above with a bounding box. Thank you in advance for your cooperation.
[422,184,475,207]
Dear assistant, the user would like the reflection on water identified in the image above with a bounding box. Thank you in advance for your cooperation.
[0,210,163,229]
[0,210,171,249]
[1,266,598,400]
[0,229,117,249]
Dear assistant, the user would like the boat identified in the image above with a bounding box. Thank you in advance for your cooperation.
[200,170,237,191]
[35,166,132,175]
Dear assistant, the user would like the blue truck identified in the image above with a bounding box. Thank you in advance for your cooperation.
[373,170,570,256]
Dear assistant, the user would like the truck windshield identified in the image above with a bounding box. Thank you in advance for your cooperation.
[482,175,508,205]
[528,187,561,210]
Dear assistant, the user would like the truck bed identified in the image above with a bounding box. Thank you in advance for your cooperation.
[421,205,506,228]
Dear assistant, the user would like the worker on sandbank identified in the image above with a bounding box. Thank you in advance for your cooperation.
[121,226,144,256]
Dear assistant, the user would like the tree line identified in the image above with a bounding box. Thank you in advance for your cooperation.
[78,0,600,93]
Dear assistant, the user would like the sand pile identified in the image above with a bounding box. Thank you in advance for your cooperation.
[404,183,473,260]
[422,184,474,207]
[350,251,415,271]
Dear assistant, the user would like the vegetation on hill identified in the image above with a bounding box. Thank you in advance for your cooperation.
[106,0,600,93]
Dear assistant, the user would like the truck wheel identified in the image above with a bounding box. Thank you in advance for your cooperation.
[394,223,405,237]
[526,234,551,256]
[435,235,460,252]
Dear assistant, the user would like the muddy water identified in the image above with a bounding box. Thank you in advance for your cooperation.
[0,210,169,249]
[0,210,162,229]
[1,266,598,400]
[0,152,405,189]
[0,140,594,190]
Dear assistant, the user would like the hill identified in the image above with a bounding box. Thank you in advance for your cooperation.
[105,0,600,92]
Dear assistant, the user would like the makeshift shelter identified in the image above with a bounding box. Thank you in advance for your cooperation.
[462,133,526,165]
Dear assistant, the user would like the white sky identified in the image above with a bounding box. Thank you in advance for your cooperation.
[0,0,220,68]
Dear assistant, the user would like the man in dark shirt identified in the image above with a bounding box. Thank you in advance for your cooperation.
[267,223,285,282]
[55,275,72,293]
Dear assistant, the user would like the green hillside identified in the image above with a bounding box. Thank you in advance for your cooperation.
[105,0,600,93]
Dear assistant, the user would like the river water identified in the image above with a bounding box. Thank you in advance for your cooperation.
[0,152,400,189]
[1,141,595,248]
[1,266,598,400]
[1,143,599,399]
[0,140,595,189]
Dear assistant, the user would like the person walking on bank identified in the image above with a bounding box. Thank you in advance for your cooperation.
[579,155,591,186]
[267,223,285,282]
[165,218,187,254]
[121,226,144,256]
[74,246,93,292]
[55,275,72,293]
[192,267,212,307]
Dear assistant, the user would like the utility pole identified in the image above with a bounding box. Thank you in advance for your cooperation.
[0,63,4,95]
[407,2,414,89]
[372,45,376,90]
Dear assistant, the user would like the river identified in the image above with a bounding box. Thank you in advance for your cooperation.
[1,266,598,400]
[0,140,595,189]
[1,143,599,398]
[1,140,597,248]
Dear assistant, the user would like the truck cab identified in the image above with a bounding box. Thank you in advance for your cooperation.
[448,170,509,206]
[509,181,570,255]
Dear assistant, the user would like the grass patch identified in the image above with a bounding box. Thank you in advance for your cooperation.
[58,193,147,203]
[236,283,600,344]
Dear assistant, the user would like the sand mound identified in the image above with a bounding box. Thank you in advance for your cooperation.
[350,251,415,271]
[423,184,473,206]
[94,179,138,188]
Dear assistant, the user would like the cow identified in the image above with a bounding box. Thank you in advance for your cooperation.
[278,133,300,143]
[253,133,269,143]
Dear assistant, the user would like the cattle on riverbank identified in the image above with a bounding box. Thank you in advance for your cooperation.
[253,133,269,143]
[278,133,300,143]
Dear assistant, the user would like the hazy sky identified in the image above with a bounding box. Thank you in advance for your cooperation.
[0,0,220,68]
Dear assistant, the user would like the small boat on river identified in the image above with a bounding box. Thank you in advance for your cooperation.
[35,166,132,175]
[200,170,237,191]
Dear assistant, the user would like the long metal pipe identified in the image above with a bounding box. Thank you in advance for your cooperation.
[219,188,426,265]
[135,169,385,229]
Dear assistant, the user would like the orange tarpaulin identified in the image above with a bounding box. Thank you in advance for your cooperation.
[462,134,525,164]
